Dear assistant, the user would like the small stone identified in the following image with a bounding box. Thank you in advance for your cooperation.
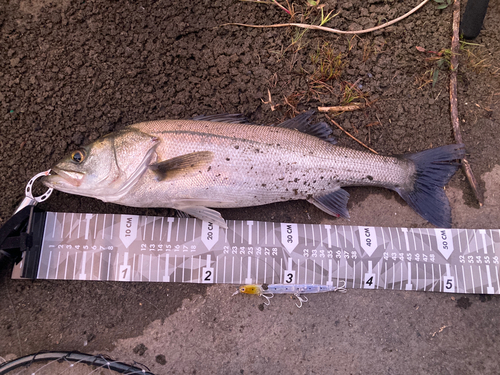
[155,354,167,365]
[10,57,20,67]
[133,343,148,356]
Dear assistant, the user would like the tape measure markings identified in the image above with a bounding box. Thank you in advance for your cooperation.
[12,212,500,294]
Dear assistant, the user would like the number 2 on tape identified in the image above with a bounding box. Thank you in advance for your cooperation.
[202,267,214,283]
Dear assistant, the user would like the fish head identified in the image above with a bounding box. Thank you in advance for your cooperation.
[42,129,160,201]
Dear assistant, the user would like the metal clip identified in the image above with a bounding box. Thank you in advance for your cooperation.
[13,170,53,215]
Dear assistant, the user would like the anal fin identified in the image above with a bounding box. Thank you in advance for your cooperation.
[308,189,350,219]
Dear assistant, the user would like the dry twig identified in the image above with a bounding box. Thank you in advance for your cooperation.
[224,0,430,35]
[325,114,378,154]
[318,104,365,112]
[450,0,483,206]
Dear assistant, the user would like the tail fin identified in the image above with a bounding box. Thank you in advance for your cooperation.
[396,144,465,228]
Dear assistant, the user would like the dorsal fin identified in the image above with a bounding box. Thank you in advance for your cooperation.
[191,114,251,123]
[191,111,336,144]
[275,111,336,144]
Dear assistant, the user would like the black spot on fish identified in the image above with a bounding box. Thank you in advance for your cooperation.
[367,175,373,181]
[278,177,284,181]
[277,143,280,147]
[294,178,299,183]
[313,180,316,184]
[207,166,212,172]
[254,148,260,153]
[262,184,267,187]
[320,176,324,179]
[293,189,299,196]
[234,145,239,149]
[226,158,230,161]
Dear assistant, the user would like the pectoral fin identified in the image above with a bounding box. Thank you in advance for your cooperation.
[175,205,227,229]
[308,189,350,219]
[150,151,214,181]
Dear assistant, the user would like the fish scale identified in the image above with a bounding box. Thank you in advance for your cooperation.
[124,119,410,207]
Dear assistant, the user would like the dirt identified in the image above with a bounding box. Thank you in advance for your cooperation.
[1,0,499,372]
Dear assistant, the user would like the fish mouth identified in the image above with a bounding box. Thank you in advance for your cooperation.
[42,167,85,188]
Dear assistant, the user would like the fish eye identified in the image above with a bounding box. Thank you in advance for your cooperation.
[71,149,86,163]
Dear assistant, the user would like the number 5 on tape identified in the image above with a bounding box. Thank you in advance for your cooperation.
[443,276,455,292]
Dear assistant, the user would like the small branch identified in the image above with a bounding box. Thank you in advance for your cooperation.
[318,103,365,112]
[325,114,378,154]
[449,0,483,206]
[224,0,430,35]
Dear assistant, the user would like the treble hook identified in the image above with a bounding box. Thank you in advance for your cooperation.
[293,293,308,308]
[260,292,274,306]
[337,280,348,293]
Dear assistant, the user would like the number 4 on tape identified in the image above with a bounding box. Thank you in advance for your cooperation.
[364,273,376,289]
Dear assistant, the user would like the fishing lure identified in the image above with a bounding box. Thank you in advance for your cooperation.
[232,282,347,308]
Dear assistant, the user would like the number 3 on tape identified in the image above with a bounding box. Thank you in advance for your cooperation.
[284,270,295,284]
[202,267,214,283]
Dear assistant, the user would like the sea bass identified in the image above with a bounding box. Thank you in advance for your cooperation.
[42,112,465,228]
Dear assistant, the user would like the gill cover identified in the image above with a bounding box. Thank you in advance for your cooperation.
[42,129,159,201]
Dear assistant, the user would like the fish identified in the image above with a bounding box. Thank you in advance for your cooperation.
[41,111,465,228]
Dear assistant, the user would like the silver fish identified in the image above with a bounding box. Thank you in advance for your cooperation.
[42,112,465,228]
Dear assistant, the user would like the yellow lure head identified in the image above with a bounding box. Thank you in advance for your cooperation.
[237,285,263,295]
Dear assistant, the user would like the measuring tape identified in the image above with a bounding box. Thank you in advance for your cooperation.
[11,212,500,294]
